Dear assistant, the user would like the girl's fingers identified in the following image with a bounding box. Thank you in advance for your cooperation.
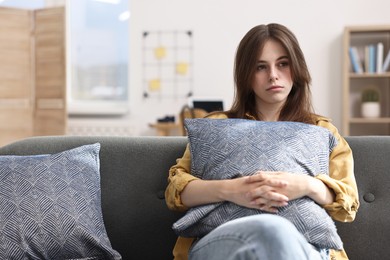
[247,187,289,202]
[251,198,288,208]
[246,172,287,187]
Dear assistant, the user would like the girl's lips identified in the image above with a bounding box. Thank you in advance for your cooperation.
[267,85,284,91]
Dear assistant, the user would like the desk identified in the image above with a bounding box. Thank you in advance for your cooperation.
[149,122,182,136]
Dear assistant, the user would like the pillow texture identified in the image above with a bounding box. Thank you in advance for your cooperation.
[0,143,121,260]
[172,118,343,250]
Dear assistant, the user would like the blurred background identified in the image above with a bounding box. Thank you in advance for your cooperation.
[1,0,390,146]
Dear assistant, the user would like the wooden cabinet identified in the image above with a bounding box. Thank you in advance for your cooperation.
[343,25,390,136]
[0,7,66,147]
[0,7,34,146]
[34,7,67,136]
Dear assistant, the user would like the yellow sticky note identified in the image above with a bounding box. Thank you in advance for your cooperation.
[148,79,161,91]
[176,62,188,75]
[154,46,167,59]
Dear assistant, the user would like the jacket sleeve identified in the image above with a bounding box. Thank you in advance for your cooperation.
[165,113,228,212]
[165,144,199,212]
[316,119,360,222]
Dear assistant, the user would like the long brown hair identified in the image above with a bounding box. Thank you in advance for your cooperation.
[225,23,317,124]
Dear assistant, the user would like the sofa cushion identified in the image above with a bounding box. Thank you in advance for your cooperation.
[0,143,121,260]
[173,118,343,250]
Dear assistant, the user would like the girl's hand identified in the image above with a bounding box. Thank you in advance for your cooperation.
[181,171,334,213]
[246,171,335,207]
[223,175,289,213]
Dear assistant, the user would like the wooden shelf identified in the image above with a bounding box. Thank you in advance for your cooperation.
[343,25,390,136]
[349,72,390,78]
[149,122,181,136]
[350,117,390,123]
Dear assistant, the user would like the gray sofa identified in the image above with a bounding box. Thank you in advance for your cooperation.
[0,135,388,260]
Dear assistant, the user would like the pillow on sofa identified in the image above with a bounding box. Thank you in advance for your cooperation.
[0,143,121,260]
[172,118,343,250]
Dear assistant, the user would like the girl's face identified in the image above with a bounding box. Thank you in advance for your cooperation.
[252,39,293,112]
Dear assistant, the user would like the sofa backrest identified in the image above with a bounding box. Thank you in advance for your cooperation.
[339,136,390,260]
[0,136,188,260]
[0,135,389,260]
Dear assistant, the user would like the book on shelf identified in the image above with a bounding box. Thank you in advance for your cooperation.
[376,42,384,73]
[364,45,369,73]
[349,46,363,73]
[353,42,389,74]
[368,44,376,73]
[383,49,390,72]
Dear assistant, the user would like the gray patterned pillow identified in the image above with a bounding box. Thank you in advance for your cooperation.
[172,118,343,250]
[0,143,121,260]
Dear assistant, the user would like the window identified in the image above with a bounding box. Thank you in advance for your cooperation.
[1,0,130,115]
[67,0,129,115]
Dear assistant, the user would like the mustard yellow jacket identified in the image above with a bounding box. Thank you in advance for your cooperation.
[165,113,359,260]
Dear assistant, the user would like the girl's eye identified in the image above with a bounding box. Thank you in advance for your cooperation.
[278,61,289,68]
[257,64,267,71]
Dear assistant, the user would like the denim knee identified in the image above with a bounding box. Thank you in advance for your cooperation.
[189,214,323,260]
[219,214,304,246]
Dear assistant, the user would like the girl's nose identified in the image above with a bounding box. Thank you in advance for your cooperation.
[269,66,278,82]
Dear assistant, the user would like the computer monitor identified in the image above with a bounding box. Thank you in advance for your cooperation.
[188,97,225,113]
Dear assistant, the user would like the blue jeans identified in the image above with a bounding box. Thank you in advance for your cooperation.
[188,214,329,260]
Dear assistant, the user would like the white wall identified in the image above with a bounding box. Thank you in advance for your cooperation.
[127,0,390,136]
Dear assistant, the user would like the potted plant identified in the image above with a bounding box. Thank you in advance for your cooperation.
[361,88,381,118]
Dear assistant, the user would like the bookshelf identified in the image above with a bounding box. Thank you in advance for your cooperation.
[343,25,390,136]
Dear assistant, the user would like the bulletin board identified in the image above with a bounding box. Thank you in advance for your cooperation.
[142,30,193,99]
